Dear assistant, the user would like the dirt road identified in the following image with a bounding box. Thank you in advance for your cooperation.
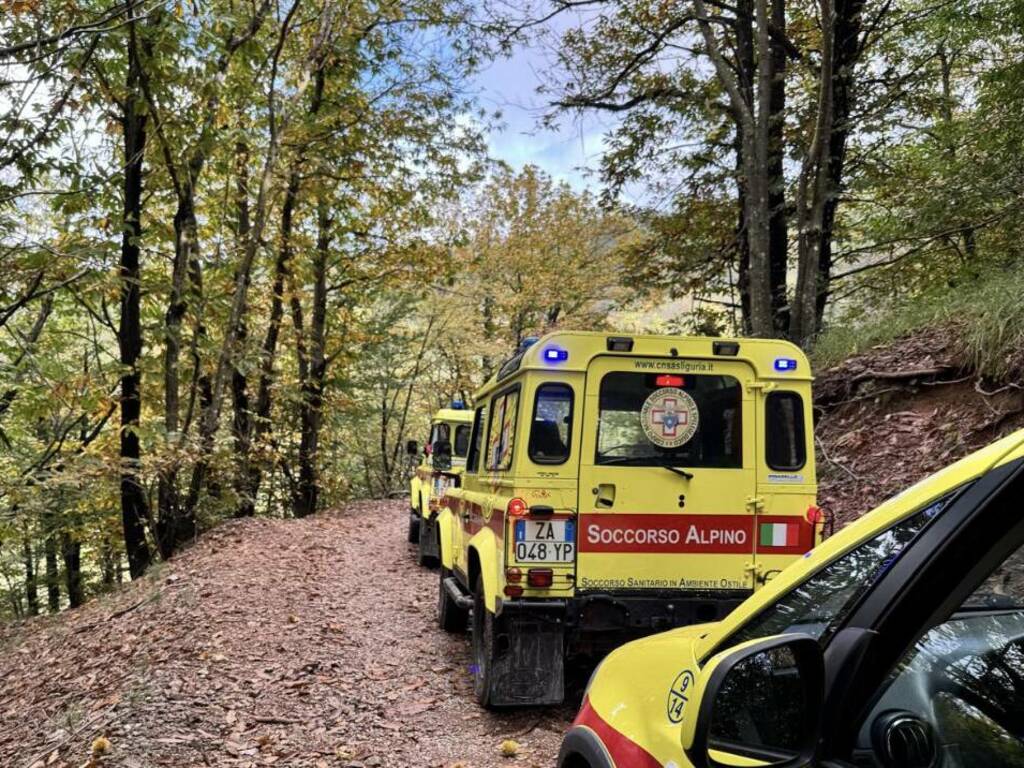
[0,501,576,768]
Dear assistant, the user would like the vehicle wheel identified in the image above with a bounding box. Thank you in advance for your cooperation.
[472,574,499,708]
[438,567,468,633]
[407,510,420,544]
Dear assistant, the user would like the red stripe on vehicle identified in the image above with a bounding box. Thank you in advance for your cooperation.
[578,514,813,555]
[574,696,663,768]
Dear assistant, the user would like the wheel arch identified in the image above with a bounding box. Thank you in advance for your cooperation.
[468,526,500,613]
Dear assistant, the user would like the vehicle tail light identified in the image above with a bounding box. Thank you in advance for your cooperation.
[527,568,553,588]
[806,505,824,524]
[655,374,684,387]
[504,585,523,597]
[507,497,528,517]
[505,567,522,583]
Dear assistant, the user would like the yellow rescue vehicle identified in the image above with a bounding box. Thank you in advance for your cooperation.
[558,429,1024,768]
[434,331,819,707]
[408,404,473,566]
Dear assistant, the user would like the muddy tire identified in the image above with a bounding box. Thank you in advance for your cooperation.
[438,567,468,633]
[472,574,498,708]
[407,509,420,544]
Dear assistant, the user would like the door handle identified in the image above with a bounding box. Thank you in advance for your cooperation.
[595,483,616,508]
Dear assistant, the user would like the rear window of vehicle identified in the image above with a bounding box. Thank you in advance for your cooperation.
[765,391,806,471]
[596,372,742,468]
[466,406,487,473]
[529,384,573,464]
[454,424,471,457]
[486,388,520,471]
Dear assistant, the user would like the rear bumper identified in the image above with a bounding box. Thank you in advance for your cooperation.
[500,589,749,644]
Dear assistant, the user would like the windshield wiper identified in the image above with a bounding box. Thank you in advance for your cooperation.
[661,465,694,480]
[598,454,695,479]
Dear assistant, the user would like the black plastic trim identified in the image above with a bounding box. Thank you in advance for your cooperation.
[557,726,615,768]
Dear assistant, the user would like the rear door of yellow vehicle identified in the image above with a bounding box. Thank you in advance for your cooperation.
[576,354,759,593]
[753,384,817,584]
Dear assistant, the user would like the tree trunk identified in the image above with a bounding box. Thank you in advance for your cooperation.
[767,0,789,334]
[23,538,38,616]
[733,0,755,334]
[157,190,195,557]
[61,531,84,608]
[230,141,257,518]
[292,202,330,518]
[101,535,119,587]
[119,11,153,580]
[44,533,59,612]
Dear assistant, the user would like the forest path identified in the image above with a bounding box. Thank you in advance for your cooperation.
[0,501,574,768]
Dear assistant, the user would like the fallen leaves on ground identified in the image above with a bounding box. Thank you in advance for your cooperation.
[0,501,575,767]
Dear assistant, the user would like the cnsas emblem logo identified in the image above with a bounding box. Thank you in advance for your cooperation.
[641,387,699,448]
[667,669,695,724]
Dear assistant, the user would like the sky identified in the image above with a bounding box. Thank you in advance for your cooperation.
[470,36,618,193]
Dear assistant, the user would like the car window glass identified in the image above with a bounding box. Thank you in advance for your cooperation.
[454,424,471,457]
[529,384,572,464]
[466,406,486,474]
[730,494,953,646]
[486,389,519,471]
[765,391,806,471]
[596,372,742,468]
[859,539,1024,766]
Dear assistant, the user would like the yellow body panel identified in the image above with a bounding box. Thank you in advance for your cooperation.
[578,428,1024,767]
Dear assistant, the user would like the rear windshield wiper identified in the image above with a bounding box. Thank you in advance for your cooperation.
[661,464,694,480]
[598,454,694,479]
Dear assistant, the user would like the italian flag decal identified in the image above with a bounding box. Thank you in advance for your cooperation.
[760,521,800,548]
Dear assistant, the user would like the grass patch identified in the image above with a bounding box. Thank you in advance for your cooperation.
[814,266,1024,381]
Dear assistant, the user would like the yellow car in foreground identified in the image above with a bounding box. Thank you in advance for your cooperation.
[560,428,1024,768]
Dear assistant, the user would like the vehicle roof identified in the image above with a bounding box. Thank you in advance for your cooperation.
[473,330,811,400]
[692,426,1024,659]
[432,408,473,424]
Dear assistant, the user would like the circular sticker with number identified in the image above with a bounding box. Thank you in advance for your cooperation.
[640,387,699,448]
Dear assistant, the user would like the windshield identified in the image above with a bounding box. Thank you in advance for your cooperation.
[595,371,742,468]
[730,494,954,645]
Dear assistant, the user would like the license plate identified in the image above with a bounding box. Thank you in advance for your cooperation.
[514,519,575,563]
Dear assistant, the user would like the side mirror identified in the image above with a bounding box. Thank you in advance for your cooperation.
[682,634,824,768]
[406,440,420,456]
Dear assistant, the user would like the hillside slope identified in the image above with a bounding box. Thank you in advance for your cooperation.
[815,329,1024,524]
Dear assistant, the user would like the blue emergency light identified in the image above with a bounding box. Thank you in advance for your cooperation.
[451,399,465,410]
[774,357,798,372]
[543,346,569,363]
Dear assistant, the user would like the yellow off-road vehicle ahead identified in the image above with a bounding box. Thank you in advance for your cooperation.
[408,404,473,566]
[435,331,819,707]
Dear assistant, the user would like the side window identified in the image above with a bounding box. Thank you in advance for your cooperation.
[529,384,573,464]
[859,525,1024,765]
[486,388,520,472]
[454,424,471,457]
[765,391,806,471]
[466,406,486,473]
[729,494,954,646]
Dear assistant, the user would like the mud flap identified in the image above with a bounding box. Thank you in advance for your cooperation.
[489,610,565,706]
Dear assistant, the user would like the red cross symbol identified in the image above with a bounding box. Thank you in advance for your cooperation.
[651,398,688,437]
